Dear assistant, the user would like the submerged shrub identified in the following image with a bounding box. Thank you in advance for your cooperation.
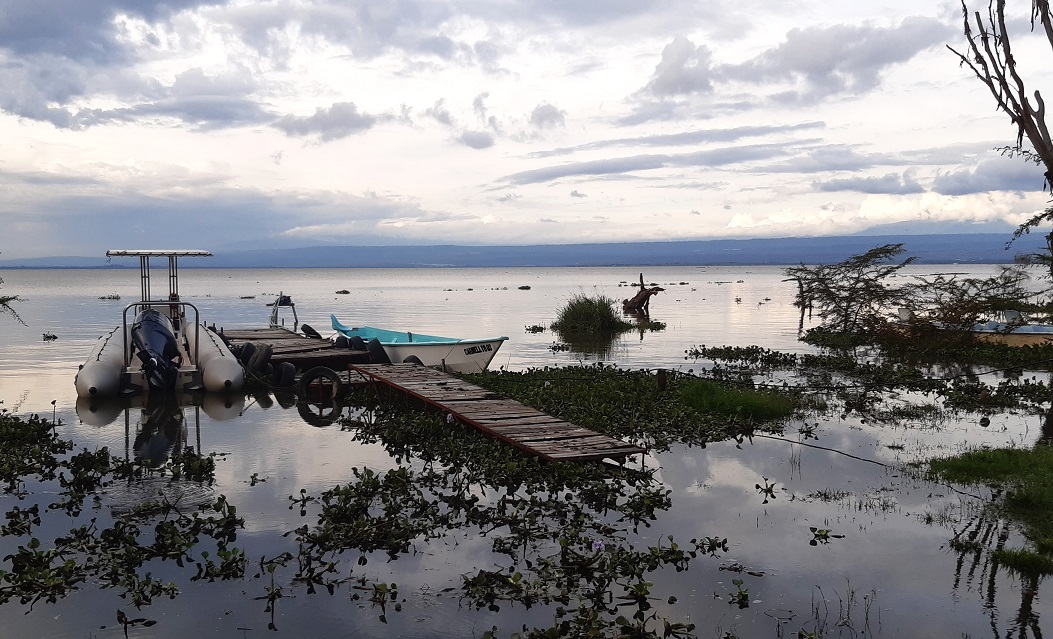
[551,294,633,335]
[679,379,797,421]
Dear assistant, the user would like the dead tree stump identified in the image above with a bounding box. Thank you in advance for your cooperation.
[623,273,665,316]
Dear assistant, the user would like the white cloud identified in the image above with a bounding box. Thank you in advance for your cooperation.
[0,0,1046,258]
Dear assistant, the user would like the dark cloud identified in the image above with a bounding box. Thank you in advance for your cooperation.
[425,99,456,126]
[643,36,719,97]
[530,103,566,129]
[730,18,953,103]
[570,189,587,197]
[459,130,495,149]
[757,145,899,173]
[0,0,222,63]
[0,57,86,127]
[933,158,1047,195]
[77,67,273,128]
[503,143,790,184]
[633,18,954,120]
[418,34,463,59]
[473,93,489,120]
[814,171,925,194]
[530,122,825,158]
[272,102,386,141]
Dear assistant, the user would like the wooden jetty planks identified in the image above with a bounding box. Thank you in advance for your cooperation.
[221,327,371,371]
[350,363,646,463]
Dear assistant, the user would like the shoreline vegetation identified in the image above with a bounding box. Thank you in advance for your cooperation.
[4,249,1053,635]
[3,330,1053,635]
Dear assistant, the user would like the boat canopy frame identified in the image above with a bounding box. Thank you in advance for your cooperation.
[105,249,212,304]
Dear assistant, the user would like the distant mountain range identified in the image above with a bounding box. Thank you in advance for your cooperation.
[0,233,1044,268]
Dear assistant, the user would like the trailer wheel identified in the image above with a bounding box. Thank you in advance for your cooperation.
[402,355,424,365]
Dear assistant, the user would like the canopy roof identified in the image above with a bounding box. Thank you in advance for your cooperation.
[105,250,212,257]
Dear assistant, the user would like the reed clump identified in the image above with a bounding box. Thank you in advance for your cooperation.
[550,293,633,335]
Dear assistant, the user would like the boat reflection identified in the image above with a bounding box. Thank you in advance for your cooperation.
[75,385,349,450]
[133,396,187,465]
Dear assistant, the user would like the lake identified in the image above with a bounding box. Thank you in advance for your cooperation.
[0,264,1046,638]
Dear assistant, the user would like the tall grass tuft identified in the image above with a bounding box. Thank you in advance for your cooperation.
[930,445,1053,566]
[679,379,797,421]
[551,293,633,335]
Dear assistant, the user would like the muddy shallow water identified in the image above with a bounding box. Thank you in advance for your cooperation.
[0,264,1046,638]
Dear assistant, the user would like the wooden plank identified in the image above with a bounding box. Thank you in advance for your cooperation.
[349,363,645,463]
[223,327,373,372]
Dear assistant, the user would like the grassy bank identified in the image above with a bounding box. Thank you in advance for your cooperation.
[929,446,1053,573]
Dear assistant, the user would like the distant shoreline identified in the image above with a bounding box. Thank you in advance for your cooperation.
[0,233,1039,269]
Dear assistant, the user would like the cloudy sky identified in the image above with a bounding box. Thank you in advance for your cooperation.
[1,0,1051,259]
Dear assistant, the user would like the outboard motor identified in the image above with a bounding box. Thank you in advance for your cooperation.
[131,309,183,392]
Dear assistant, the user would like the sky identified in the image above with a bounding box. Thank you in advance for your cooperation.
[2,0,1053,259]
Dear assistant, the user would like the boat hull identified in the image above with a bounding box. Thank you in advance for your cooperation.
[379,339,507,373]
[331,315,508,373]
[75,325,127,397]
[184,323,245,392]
[75,322,244,398]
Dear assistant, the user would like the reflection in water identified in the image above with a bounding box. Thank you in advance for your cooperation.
[552,328,620,358]
[133,397,187,465]
[950,508,1044,638]
[1039,410,1053,446]
[75,388,350,434]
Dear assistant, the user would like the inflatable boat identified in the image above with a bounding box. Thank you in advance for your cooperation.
[75,250,244,398]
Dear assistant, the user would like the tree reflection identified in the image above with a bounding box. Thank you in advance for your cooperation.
[949,501,1045,638]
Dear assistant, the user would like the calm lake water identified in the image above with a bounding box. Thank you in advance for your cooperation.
[0,264,1047,638]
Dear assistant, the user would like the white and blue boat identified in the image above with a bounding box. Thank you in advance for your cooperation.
[330,315,508,373]
[899,307,1053,346]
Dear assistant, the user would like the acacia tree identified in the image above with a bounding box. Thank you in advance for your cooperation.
[948,0,1053,242]
[0,253,24,325]
[784,244,915,340]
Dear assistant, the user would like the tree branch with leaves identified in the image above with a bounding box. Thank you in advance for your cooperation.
[0,253,25,325]
[784,244,916,342]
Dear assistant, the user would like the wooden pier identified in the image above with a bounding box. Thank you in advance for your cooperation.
[220,327,370,371]
[350,363,646,463]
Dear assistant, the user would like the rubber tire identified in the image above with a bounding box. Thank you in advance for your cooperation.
[302,324,322,339]
[275,391,297,409]
[403,355,424,365]
[348,335,367,351]
[297,395,343,428]
[236,342,256,366]
[272,361,296,387]
[334,335,350,349]
[247,342,273,374]
[253,390,274,410]
[298,366,343,398]
[366,338,390,364]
